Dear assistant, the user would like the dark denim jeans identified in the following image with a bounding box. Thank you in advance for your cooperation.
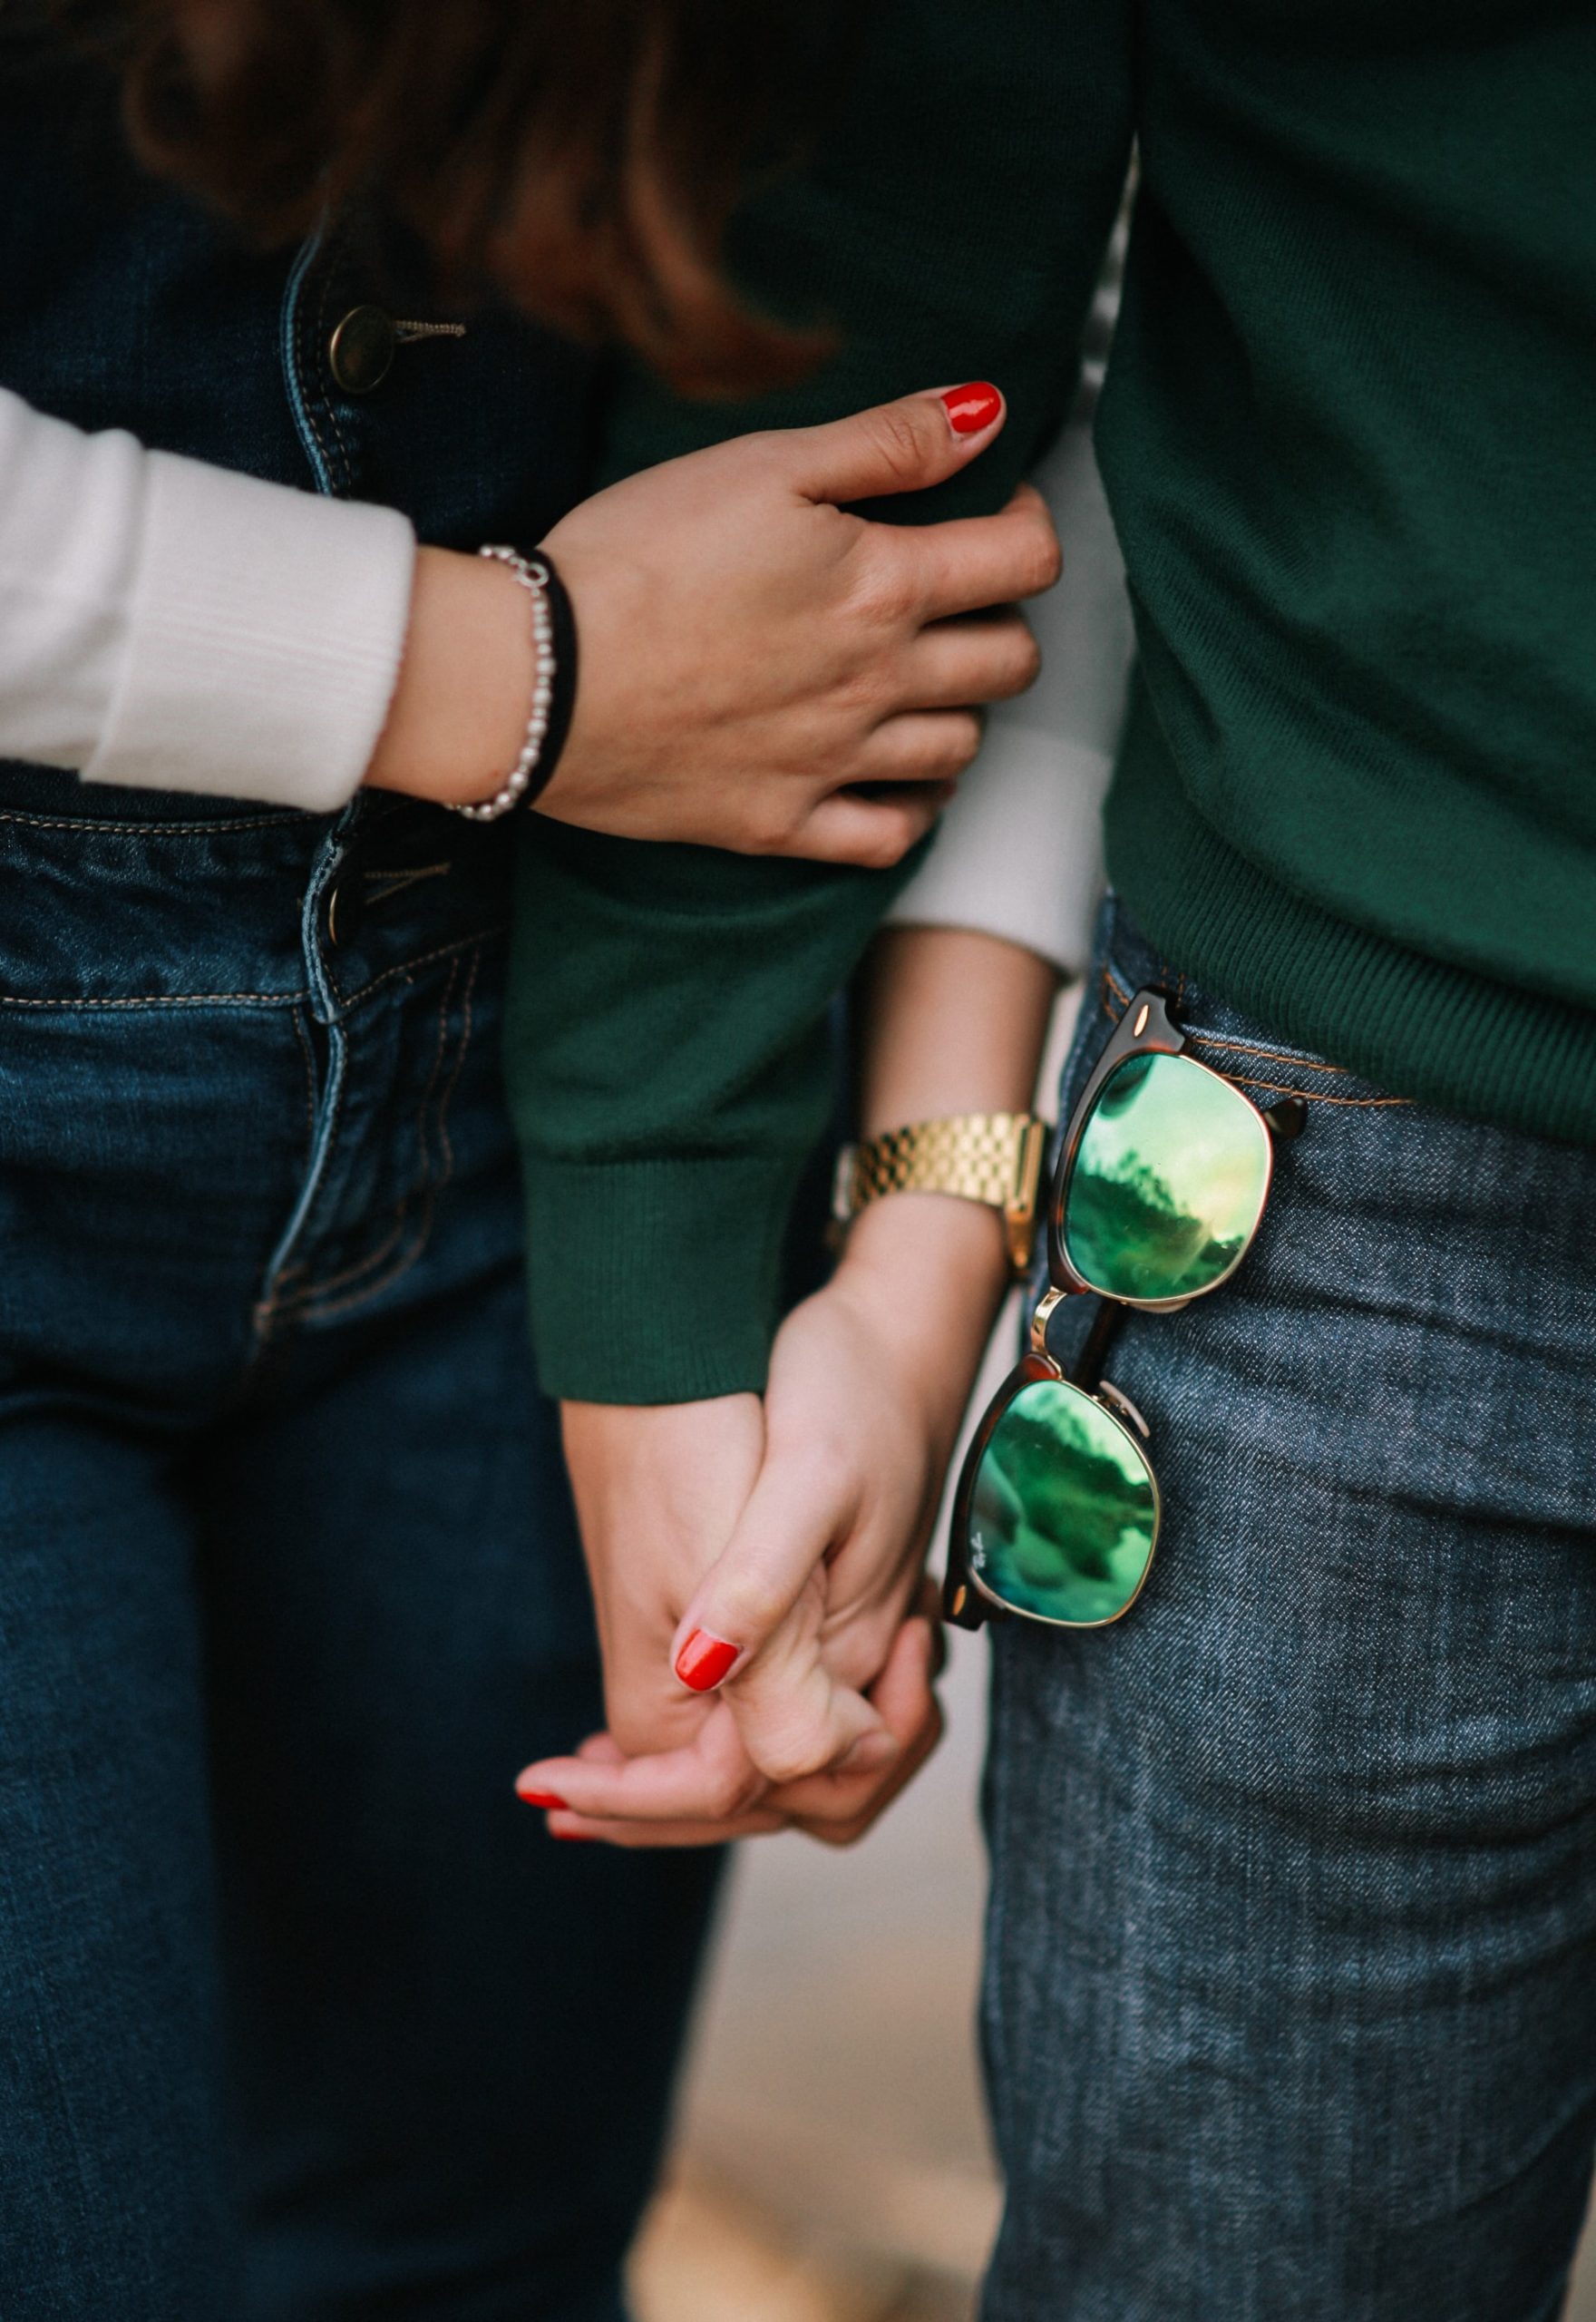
[981,900,1596,2322]
[0,769,718,2320]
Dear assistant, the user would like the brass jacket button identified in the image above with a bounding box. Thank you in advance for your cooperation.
[327,305,397,395]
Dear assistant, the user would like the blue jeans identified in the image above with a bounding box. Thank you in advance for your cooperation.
[0,769,719,2319]
[981,900,1596,2322]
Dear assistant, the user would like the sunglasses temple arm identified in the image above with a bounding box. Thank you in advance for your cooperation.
[1068,1297,1124,1396]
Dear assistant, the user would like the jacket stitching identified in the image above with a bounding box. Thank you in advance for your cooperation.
[1214,1072,1412,1111]
[313,253,355,493]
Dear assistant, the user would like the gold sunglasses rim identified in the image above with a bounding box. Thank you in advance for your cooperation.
[962,1364,1165,1633]
[1056,1049,1276,1312]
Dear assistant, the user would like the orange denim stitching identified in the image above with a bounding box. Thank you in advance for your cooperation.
[0,990,304,1010]
[332,928,505,1013]
[270,946,480,1321]
[1095,965,1405,1107]
[0,808,299,836]
[265,956,458,1313]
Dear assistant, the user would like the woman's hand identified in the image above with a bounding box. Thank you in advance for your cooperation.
[536,1605,947,1852]
[366,385,1061,867]
[521,1392,948,1849]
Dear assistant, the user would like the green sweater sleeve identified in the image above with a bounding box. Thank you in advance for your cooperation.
[507,0,1133,1404]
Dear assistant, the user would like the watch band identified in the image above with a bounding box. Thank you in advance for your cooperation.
[832,1111,1050,1278]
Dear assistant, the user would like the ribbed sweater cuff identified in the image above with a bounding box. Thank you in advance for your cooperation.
[521,1151,804,1405]
[84,452,415,812]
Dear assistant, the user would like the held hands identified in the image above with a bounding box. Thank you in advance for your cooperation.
[517,1195,1013,1848]
[366,385,1060,868]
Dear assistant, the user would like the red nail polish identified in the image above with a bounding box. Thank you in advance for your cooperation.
[518,1788,568,1810]
[675,1629,740,1693]
[552,1829,596,1843]
[941,382,1002,436]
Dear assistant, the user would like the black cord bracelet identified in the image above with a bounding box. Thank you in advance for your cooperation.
[531,548,579,803]
[448,545,579,821]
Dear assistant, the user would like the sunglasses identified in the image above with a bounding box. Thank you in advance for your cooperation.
[945,987,1306,1634]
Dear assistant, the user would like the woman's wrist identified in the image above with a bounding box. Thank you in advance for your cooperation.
[832,1191,1012,1397]
[362,546,534,806]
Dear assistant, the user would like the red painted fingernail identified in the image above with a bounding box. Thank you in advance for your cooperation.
[941,382,1002,436]
[674,1629,740,1693]
[552,1829,595,1843]
[517,1788,568,1810]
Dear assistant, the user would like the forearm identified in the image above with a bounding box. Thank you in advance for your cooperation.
[842,924,1058,1363]
[506,0,1132,1407]
[362,547,533,807]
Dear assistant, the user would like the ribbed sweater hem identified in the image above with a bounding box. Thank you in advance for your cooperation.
[1105,687,1596,1146]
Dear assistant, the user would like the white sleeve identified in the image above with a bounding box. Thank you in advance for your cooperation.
[885,407,1134,977]
[0,384,416,812]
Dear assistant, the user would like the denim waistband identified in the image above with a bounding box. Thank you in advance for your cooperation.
[1087,895,1403,1117]
[0,765,513,1020]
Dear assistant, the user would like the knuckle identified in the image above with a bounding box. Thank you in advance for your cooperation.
[936,714,984,777]
[756,1730,831,1787]
[866,404,936,491]
[1008,625,1044,693]
[706,1765,756,1819]
[856,815,916,872]
[812,1814,871,1850]
[722,1569,793,1641]
[847,542,916,631]
[739,427,788,478]
[744,794,805,857]
[1026,521,1065,593]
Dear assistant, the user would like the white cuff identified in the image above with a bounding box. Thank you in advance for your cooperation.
[888,727,1114,977]
[83,453,416,814]
[888,411,1134,977]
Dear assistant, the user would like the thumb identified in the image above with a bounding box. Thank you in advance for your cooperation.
[668,1449,894,1789]
[785,382,1006,508]
[669,1446,840,1696]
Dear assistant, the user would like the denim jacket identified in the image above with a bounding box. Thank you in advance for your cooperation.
[0,15,598,603]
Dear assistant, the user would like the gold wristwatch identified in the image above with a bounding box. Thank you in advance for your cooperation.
[831,1111,1050,1278]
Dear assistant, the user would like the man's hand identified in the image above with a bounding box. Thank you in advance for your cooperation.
[517,1194,1010,1842]
[553,1394,765,1770]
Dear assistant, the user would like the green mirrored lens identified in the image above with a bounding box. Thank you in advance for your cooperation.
[968,1379,1158,1626]
[1063,1052,1270,1302]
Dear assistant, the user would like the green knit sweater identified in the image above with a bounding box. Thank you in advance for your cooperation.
[1098,0,1596,1146]
[506,0,1132,1402]
[506,0,1596,1406]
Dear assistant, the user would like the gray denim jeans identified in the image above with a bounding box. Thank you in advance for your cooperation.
[981,899,1596,2322]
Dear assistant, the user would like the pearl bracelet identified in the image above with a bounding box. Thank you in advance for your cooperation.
[449,545,560,822]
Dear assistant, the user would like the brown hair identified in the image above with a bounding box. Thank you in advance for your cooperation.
[74,1,855,395]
